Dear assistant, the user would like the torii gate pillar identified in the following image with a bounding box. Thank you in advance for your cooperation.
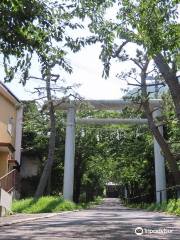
[63,108,76,201]
[60,100,166,202]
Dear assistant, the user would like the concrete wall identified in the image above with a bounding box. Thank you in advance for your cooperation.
[15,108,23,165]
[0,188,12,216]
[20,156,39,178]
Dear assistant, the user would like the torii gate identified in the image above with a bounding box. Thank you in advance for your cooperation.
[55,99,166,203]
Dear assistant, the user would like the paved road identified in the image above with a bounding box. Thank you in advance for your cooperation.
[1,198,180,240]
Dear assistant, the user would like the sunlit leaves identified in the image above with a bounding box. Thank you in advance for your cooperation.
[0,0,100,82]
[117,0,180,58]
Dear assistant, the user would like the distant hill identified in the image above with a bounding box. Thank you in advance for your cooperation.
[125,83,168,98]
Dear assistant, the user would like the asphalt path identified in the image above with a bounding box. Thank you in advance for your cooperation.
[1,198,180,240]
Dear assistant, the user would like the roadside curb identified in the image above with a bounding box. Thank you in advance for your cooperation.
[0,210,79,227]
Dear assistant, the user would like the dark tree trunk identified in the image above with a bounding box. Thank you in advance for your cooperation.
[85,174,97,202]
[130,181,134,198]
[153,53,180,125]
[141,61,180,185]
[73,153,84,203]
[125,184,130,198]
[73,175,82,203]
[47,172,51,196]
[133,181,139,197]
[86,180,91,203]
[35,77,56,198]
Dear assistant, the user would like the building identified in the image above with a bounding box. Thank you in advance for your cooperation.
[0,81,23,215]
[105,182,120,198]
[0,80,23,178]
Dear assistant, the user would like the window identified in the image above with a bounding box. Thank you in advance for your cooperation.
[8,118,14,137]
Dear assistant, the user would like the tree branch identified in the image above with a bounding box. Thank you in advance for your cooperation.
[130,58,143,70]
[127,83,141,87]
[113,40,130,58]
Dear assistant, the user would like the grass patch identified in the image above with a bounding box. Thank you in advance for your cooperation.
[12,196,103,214]
[77,196,103,210]
[12,196,76,213]
[123,198,180,216]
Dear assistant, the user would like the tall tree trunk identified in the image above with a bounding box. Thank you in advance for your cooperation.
[153,53,180,125]
[130,181,134,198]
[125,184,130,198]
[141,61,180,185]
[47,172,51,196]
[73,153,83,203]
[35,77,56,198]
[73,174,82,203]
[86,180,91,203]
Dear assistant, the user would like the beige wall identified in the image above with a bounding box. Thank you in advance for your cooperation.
[0,85,23,178]
[0,92,17,158]
[0,152,8,178]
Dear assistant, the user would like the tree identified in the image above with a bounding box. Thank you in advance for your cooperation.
[23,102,157,201]
[0,1,55,81]
[115,1,180,184]
[1,1,99,198]
[79,0,180,185]
[22,101,50,161]
[153,53,180,125]
[0,1,92,82]
[72,109,155,202]
[31,65,81,198]
[161,91,180,170]
[22,100,67,196]
[116,1,180,127]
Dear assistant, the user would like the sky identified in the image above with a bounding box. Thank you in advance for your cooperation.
[0,2,178,102]
[0,42,129,102]
[0,3,134,102]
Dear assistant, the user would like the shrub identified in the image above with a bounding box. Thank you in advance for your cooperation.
[125,198,180,216]
[167,199,177,214]
[12,196,103,214]
[12,196,76,213]
[174,199,180,215]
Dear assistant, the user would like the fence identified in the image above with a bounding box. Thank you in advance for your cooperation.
[0,169,22,193]
[123,185,180,205]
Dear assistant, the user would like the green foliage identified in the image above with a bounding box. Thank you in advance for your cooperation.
[5,210,11,216]
[12,196,103,213]
[12,196,76,213]
[15,103,22,110]
[0,0,99,82]
[117,0,180,57]
[84,0,180,76]
[22,101,50,159]
[167,199,180,215]
[125,198,180,216]
[167,199,177,214]
[22,101,67,195]
[74,109,155,201]
[23,102,155,201]
[77,196,103,209]
[146,201,167,212]
[161,91,180,165]
[174,199,180,215]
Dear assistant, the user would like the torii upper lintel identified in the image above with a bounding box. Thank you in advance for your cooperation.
[55,99,162,111]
